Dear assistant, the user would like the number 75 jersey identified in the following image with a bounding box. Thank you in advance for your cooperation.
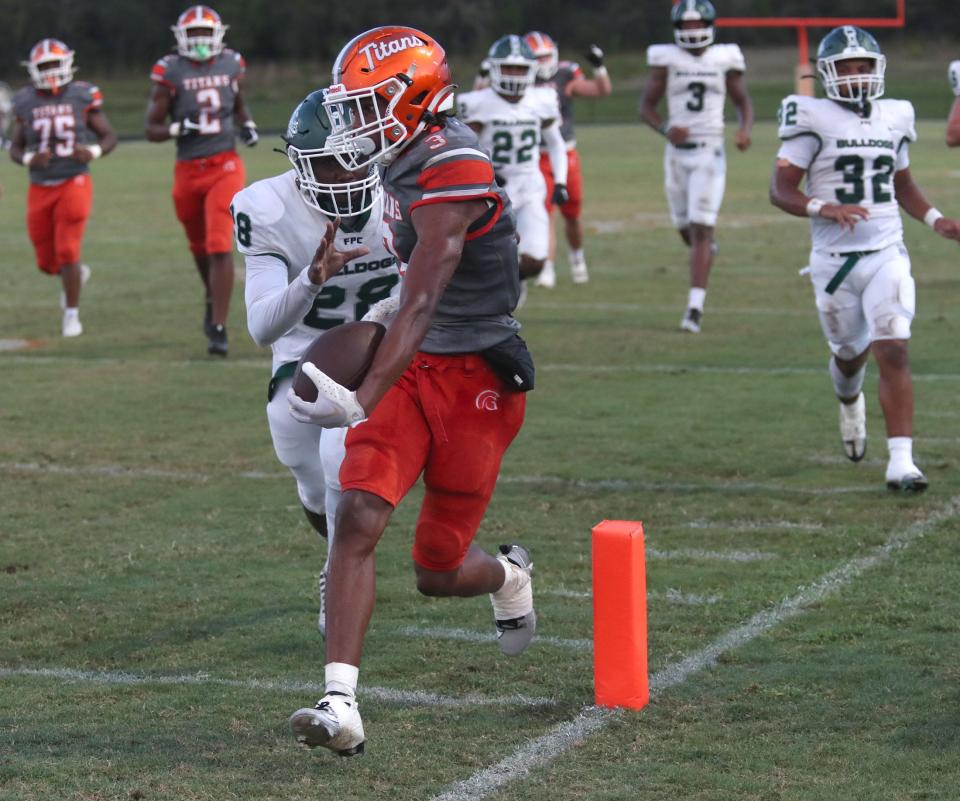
[777,94,916,252]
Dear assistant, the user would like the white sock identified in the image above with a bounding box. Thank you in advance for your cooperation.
[570,249,585,264]
[688,287,706,311]
[829,358,865,400]
[887,436,914,472]
[64,307,79,319]
[325,662,358,697]
[543,259,554,273]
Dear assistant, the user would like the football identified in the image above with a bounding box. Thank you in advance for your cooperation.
[292,321,386,402]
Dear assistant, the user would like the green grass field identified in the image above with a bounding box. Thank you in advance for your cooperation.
[3,112,960,800]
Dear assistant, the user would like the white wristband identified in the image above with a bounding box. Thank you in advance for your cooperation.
[168,122,181,138]
[924,207,944,228]
[86,144,103,160]
[806,198,825,217]
[593,66,608,78]
[21,151,35,167]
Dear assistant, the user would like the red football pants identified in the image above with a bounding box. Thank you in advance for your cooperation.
[172,150,245,256]
[27,174,93,274]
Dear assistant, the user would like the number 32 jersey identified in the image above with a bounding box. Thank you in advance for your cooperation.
[777,95,916,253]
[151,49,245,161]
[646,43,745,140]
[232,170,400,372]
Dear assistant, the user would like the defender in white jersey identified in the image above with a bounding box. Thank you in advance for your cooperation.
[771,26,960,492]
[640,0,753,333]
[232,91,400,633]
[945,60,960,147]
[458,34,568,288]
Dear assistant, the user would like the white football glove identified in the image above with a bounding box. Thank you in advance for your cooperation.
[360,295,399,325]
[287,363,366,428]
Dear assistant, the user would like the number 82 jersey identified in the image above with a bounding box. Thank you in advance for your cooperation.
[777,94,916,253]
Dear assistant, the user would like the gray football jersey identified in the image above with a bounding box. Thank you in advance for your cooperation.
[13,81,102,184]
[382,116,521,353]
[548,61,583,143]
[151,49,245,160]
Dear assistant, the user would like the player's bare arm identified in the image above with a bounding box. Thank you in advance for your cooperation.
[232,74,258,146]
[8,118,50,168]
[770,159,869,231]
[355,198,488,413]
[144,83,176,141]
[72,108,117,163]
[946,97,960,147]
[640,67,689,145]
[568,46,612,98]
[894,168,960,242]
[726,70,753,151]
[307,218,370,285]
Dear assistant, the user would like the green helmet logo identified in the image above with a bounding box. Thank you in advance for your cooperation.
[816,26,885,103]
[486,34,537,97]
[284,90,381,219]
[672,0,716,49]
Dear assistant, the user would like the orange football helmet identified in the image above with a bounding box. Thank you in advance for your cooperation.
[23,39,76,92]
[172,5,227,61]
[524,31,559,81]
[323,26,455,169]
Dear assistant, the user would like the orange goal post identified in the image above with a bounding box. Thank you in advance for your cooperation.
[703,0,907,94]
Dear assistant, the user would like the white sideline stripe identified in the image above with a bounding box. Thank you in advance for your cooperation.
[429,496,960,801]
[685,519,824,532]
[647,547,776,563]
[543,588,721,606]
[0,666,557,709]
[534,301,810,318]
[396,625,593,652]
[0,461,872,497]
[5,353,960,384]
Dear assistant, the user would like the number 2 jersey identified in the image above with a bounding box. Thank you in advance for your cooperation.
[232,170,400,373]
[777,94,916,253]
[646,43,745,141]
[12,81,102,185]
[456,86,560,188]
[150,49,245,161]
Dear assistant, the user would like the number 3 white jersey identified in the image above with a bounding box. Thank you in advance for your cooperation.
[777,95,916,253]
[950,60,960,96]
[233,170,400,373]
[457,86,559,186]
[646,43,745,140]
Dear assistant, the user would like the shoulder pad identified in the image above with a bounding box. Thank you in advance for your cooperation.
[646,44,675,68]
[532,85,560,117]
[950,61,960,97]
[720,43,746,71]
[231,176,289,252]
[878,98,917,143]
[777,94,819,140]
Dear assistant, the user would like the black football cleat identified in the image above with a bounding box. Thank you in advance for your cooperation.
[207,323,228,357]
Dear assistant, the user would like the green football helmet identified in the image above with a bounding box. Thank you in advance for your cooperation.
[671,0,716,50]
[816,26,886,103]
[486,35,537,97]
[283,89,381,218]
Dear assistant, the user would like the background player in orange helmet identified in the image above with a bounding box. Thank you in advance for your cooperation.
[285,26,534,757]
[145,5,258,356]
[525,31,611,288]
[9,39,117,338]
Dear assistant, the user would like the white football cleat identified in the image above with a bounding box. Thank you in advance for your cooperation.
[839,393,867,462]
[535,261,556,289]
[59,263,91,310]
[885,464,928,493]
[570,256,589,284]
[290,694,365,756]
[62,312,83,338]
[490,543,535,656]
[680,308,702,333]
[316,569,326,638]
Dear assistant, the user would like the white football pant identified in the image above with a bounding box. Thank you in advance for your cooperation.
[663,143,727,228]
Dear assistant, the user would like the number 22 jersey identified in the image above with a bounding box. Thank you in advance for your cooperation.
[150,49,245,161]
[777,94,916,253]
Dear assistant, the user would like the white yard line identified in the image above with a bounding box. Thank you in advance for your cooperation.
[0,460,873,497]
[428,495,960,801]
[0,666,557,709]
[646,547,777,563]
[542,587,721,606]
[395,625,593,652]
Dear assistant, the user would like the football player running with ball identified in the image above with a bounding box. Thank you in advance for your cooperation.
[771,26,960,492]
[9,39,117,338]
[285,26,534,757]
[145,5,258,356]
[945,59,960,147]
[524,31,612,288]
[231,91,399,638]
[640,0,753,333]
[458,35,569,300]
